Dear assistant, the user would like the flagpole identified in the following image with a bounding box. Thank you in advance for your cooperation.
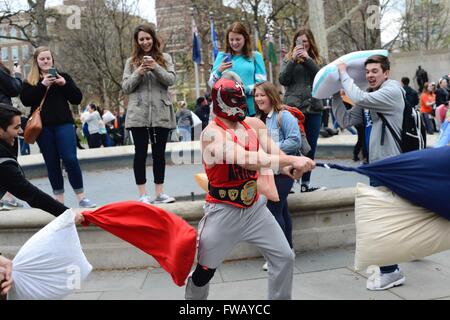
[194,63,200,98]
[191,10,200,98]
[210,13,215,65]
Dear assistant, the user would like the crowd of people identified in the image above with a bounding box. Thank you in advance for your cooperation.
[0,20,449,300]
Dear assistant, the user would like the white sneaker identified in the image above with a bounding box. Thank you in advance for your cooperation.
[262,261,268,271]
[185,275,209,300]
[139,195,152,204]
[151,193,176,204]
[366,268,405,291]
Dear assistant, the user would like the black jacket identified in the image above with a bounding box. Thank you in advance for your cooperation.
[436,88,449,107]
[195,105,210,129]
[279,57,324,114]
[20,72,82,126]
[0,66,22,105]
[0,141,67,216]
[403,85,419,109]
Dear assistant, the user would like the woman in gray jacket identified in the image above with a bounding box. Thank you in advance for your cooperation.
[279,28,326,193]
[122,24,176,204]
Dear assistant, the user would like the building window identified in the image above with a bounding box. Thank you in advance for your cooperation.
[1,47,9,61]
[12,46,18,61]
[22,45,29,59]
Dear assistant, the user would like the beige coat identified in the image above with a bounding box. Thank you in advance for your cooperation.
[122,53,176,129]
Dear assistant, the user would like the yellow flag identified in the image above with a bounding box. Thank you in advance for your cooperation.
[257,39,264,59]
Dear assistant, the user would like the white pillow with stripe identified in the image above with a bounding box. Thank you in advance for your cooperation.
[312,50,389,99]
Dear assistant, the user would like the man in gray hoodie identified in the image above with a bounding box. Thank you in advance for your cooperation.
[332,55,406,291]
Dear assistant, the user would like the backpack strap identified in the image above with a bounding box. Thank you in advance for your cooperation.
[277,109,290,130]
[377,112,401,146]
[376,93,406,149]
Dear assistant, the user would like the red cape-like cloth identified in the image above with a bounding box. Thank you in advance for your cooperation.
[81,201,197,286]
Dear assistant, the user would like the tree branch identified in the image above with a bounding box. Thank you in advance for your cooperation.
[326,1,367,35]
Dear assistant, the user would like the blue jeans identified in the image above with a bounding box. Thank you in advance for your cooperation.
[37,123,84,195]
[370,178,398,274]
[267,175,295,248]
[302,113,322,184]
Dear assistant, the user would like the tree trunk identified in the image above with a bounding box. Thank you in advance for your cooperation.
[308,0,328,61]
[30,0,50,46]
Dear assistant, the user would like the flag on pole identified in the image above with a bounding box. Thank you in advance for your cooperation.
[192,18,201,64]
[210,16,219,61]
[267,34,278,66]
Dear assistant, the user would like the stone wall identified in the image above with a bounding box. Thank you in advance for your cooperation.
[0,188,356,269]
[390,49,450,89]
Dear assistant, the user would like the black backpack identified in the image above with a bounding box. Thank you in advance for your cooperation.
[378,96,427,153]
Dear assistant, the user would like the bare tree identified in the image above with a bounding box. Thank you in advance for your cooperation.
[327,0,384,60]
[57,0,145,107]
[398,0,450,51]
[0,0,56,47]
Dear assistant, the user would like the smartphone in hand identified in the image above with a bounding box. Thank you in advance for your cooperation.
[223,53,232,63]
[295,38,304,50]
[48,67,57,77]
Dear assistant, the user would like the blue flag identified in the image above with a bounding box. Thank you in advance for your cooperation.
[210,17,218,61]
[192,19,201,64]
[317,147,450,220]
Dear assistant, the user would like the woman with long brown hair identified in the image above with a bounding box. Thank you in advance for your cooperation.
[20,46,95,208]
[279,28,325,193]
[208,22,266,116]
[122,24,176,204]
[254,81,301,270]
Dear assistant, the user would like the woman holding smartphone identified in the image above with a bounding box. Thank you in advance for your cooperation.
[279,28,326,193]
[208,22,266,116]
[122,24,176,204]
[20,46,96,208]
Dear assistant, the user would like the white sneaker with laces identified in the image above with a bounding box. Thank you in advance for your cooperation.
[2,198,24,210]
[79,198,97,208]
[366,268,405,291]
[139,195,152,204]
[151,193,176,204]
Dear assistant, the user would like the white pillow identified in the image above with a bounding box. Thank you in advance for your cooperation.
[8,209,92,300]
[354,183,450,271]
[312,50,389,99]
[102,110,116,124]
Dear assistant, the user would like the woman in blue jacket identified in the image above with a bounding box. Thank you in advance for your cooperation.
[255,81,300,270]
[208,22,266,116]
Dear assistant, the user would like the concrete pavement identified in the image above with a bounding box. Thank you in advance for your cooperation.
[65,246,450,300]
[27,159,369,209]
[11,132,446,301]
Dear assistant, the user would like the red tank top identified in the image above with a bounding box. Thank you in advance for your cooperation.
[205,117,259,208]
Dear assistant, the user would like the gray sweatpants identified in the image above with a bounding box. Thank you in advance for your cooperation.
[185,196,294,300]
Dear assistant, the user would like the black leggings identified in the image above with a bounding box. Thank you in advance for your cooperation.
[130,127,170,185]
